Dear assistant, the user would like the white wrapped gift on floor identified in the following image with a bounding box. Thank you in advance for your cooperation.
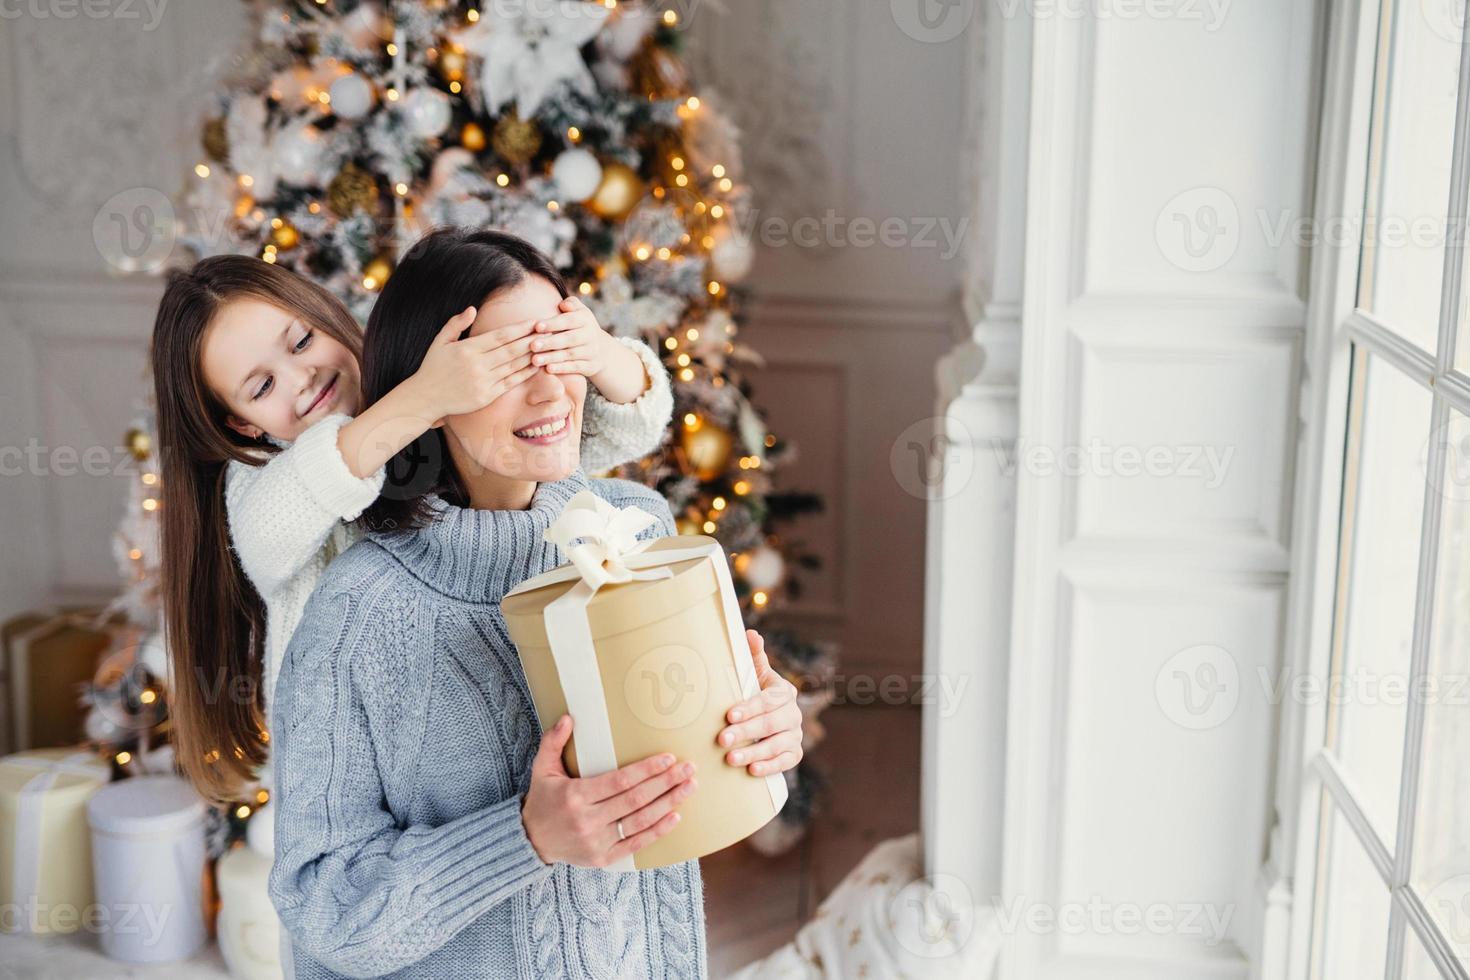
[216,842,284,980]
[0,747,110,934]
[87,775,207,963]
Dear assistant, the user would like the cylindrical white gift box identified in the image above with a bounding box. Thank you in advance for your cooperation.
[87,775,207,963]
[216,845,284,980]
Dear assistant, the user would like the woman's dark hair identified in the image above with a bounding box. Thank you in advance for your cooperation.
[361,227,569,531]
[149,255,365,802]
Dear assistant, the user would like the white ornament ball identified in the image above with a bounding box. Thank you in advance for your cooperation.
[84,706,125,745]
[247,801,276,857]
[402,88,452,139]
[339,2,385,48]
[551,149,603,202]
[329,72,375,120]
[273,121,325,185]
[744,545,785,591]
[138,630,168,677]
[710,226,755,283]
[429,147,477,196]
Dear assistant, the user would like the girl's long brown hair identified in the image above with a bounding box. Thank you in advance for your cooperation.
[150,255,363,803]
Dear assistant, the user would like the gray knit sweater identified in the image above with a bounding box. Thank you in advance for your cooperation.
[267,468,708,979]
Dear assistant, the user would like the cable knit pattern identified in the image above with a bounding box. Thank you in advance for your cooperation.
[222,337,674,733]
[268,469,707,979]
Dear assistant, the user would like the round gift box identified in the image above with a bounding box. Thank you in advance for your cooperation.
[0,748,110,934]
[503,535,786,871]
[87,775,207,963]
[216,845,283,980]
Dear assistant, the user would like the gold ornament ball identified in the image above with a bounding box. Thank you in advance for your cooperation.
[630,41,689,100]
[125,428,152,461]
[461,121,488,153]
[327,163,380,218]
[202,117,229,163]
[491,113,543,165]
[271,222,300,251]
[438,48,467,83]
[675,517,702,536]
[588,162,645,220]
[361,256,393,291]
[682,421,733,481]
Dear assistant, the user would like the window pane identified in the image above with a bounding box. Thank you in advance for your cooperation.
[1358,0,1463,352]
[1403,922,1453,980]
[1330,352,1431,845]
[1312,802,1392,979]
[1412,408,1470,967]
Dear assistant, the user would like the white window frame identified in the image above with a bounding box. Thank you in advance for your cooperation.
[1285,0,1470,977]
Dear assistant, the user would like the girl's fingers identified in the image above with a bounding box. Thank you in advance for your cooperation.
[546,360,598,376]
[490,361,540,392]
[531,346,592,368]
[529,332,587,356]
[462,318,538,351]
[485,335,539,367]
[533,309,595,334]
[434,306,479,344]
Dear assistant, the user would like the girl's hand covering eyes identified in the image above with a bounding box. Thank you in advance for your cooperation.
[527,296,620,378]
[409,306,544,422]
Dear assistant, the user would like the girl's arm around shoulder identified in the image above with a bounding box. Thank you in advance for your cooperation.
[224,414,385,597]
[579,337,674,475]
[267,583,552,978]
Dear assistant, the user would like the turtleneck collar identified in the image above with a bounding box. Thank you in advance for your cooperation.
[369,467,591,603]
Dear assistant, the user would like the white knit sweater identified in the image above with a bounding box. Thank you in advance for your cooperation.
[223,335,674,735]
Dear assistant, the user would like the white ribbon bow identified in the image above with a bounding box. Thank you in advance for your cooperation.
[542,490,674,592]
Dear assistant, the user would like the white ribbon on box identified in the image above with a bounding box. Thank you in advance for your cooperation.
[508,491,787,872]
[6,751,109,932]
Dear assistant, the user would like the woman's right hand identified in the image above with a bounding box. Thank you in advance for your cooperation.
[521,714,698,868]
[411,307,544,421]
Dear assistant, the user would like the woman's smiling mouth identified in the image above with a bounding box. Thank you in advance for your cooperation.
[513,412,571,444]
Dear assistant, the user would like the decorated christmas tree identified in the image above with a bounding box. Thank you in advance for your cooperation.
[163,0,834,850]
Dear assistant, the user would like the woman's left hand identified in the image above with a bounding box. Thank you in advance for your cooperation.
[717,629,804,777]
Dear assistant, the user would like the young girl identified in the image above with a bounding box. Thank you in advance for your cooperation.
[268,227,803,979]
[150,244,673,803]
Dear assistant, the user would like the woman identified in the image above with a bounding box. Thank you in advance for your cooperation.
[267,228,804,979]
